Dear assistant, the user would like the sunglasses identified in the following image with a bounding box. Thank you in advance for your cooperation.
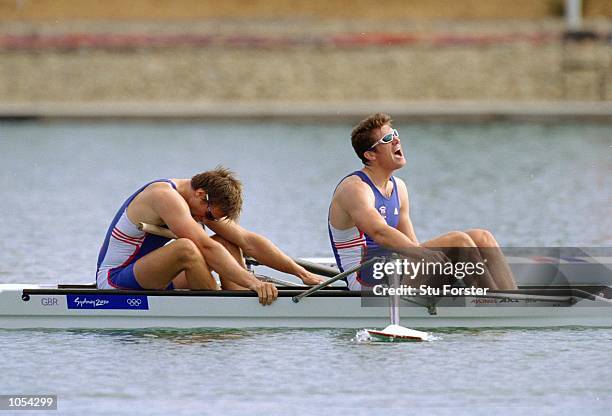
[204,194,219,222]
[368,128,399,151]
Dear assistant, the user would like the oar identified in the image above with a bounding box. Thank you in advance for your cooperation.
[365,266,429,342]
[292,256,383,303]
[253,273,303,288]
[292,259,338,278]
[291,255,429,341]
[245,256,338,278]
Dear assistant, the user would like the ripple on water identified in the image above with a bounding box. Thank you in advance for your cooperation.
[1,327,612,414]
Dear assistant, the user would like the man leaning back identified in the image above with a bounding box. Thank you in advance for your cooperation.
[328,113,517,291]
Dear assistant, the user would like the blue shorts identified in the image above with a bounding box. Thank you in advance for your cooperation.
[107,264,174,290]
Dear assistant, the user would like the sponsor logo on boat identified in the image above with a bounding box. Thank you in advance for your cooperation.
[471,298,498,304]
[470,297,520,305]
[498,297,519,303]
[73,297,110,308]
[66,294,149,310]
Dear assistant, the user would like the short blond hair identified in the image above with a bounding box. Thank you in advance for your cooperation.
[191,166,243,220]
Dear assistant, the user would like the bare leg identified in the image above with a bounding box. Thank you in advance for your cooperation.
[171,272,189,289]
[133,238,219,290]
[422,231,498,289]
[210,234,249,290]
[465,229,518,290]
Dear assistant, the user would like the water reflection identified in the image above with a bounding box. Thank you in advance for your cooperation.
[61,328,252,346]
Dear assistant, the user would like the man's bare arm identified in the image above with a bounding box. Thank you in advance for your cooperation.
[336,180,418,250]
[151,189,277,297]
[206,220,323,285]
[336,181,443,262]
[395,177,419,245]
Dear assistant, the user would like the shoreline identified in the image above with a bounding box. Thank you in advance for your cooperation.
[1,101,611,122]
[2,20,610,111]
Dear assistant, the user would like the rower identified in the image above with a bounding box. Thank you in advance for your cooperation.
[327,113,518,291]
[96,167,323,305]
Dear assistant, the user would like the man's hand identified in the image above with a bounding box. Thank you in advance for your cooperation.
[419,248,450,265]
[248,280,279,305]
[400,247,449,265]
[299,272,325,286]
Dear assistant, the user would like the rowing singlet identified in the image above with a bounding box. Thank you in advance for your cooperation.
[96,180,176,289]
[328,171,401,290]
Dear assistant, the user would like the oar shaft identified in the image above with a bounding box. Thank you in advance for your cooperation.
[254,273,302,288]
[138,222,177,240]
[247,256,338,278]
[292,259,338,278]
[292,256,383,303]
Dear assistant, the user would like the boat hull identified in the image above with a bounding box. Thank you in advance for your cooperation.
[1,285,611,329]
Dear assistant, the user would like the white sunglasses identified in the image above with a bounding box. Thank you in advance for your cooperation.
[368,128,399,151]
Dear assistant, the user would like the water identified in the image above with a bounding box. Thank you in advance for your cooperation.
[0,120,611,415]
[1,327,611,415]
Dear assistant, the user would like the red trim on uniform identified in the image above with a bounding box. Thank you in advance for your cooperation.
[106,242,143,289]
[334,231,367,249]
[333,235,365,245]
[106,270,121,288]
[111,230,141,247]
[335,241,366,249]
[112,227,144,243]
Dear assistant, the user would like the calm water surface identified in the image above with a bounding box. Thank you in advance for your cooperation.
[0,121,611,415]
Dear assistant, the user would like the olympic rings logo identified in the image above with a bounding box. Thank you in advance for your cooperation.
[126,298,142,307]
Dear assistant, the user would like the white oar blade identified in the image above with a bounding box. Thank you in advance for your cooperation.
[366,324,429,342]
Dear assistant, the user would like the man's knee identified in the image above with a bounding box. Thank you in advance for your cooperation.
[447,231,477,247]
[465,229,496,247]
[172,238,203,265]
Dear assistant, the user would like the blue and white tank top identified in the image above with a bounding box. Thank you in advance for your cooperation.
[328,171,401,290]
[96,179,176,288]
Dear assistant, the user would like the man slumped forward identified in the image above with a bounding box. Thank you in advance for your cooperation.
[328,113,517,291]
[96,167,322,304]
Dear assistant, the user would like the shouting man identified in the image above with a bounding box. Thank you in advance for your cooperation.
[328,113,517,291]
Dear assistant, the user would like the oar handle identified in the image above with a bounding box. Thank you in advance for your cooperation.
[138,222,178,239]
[292,256,383,303]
